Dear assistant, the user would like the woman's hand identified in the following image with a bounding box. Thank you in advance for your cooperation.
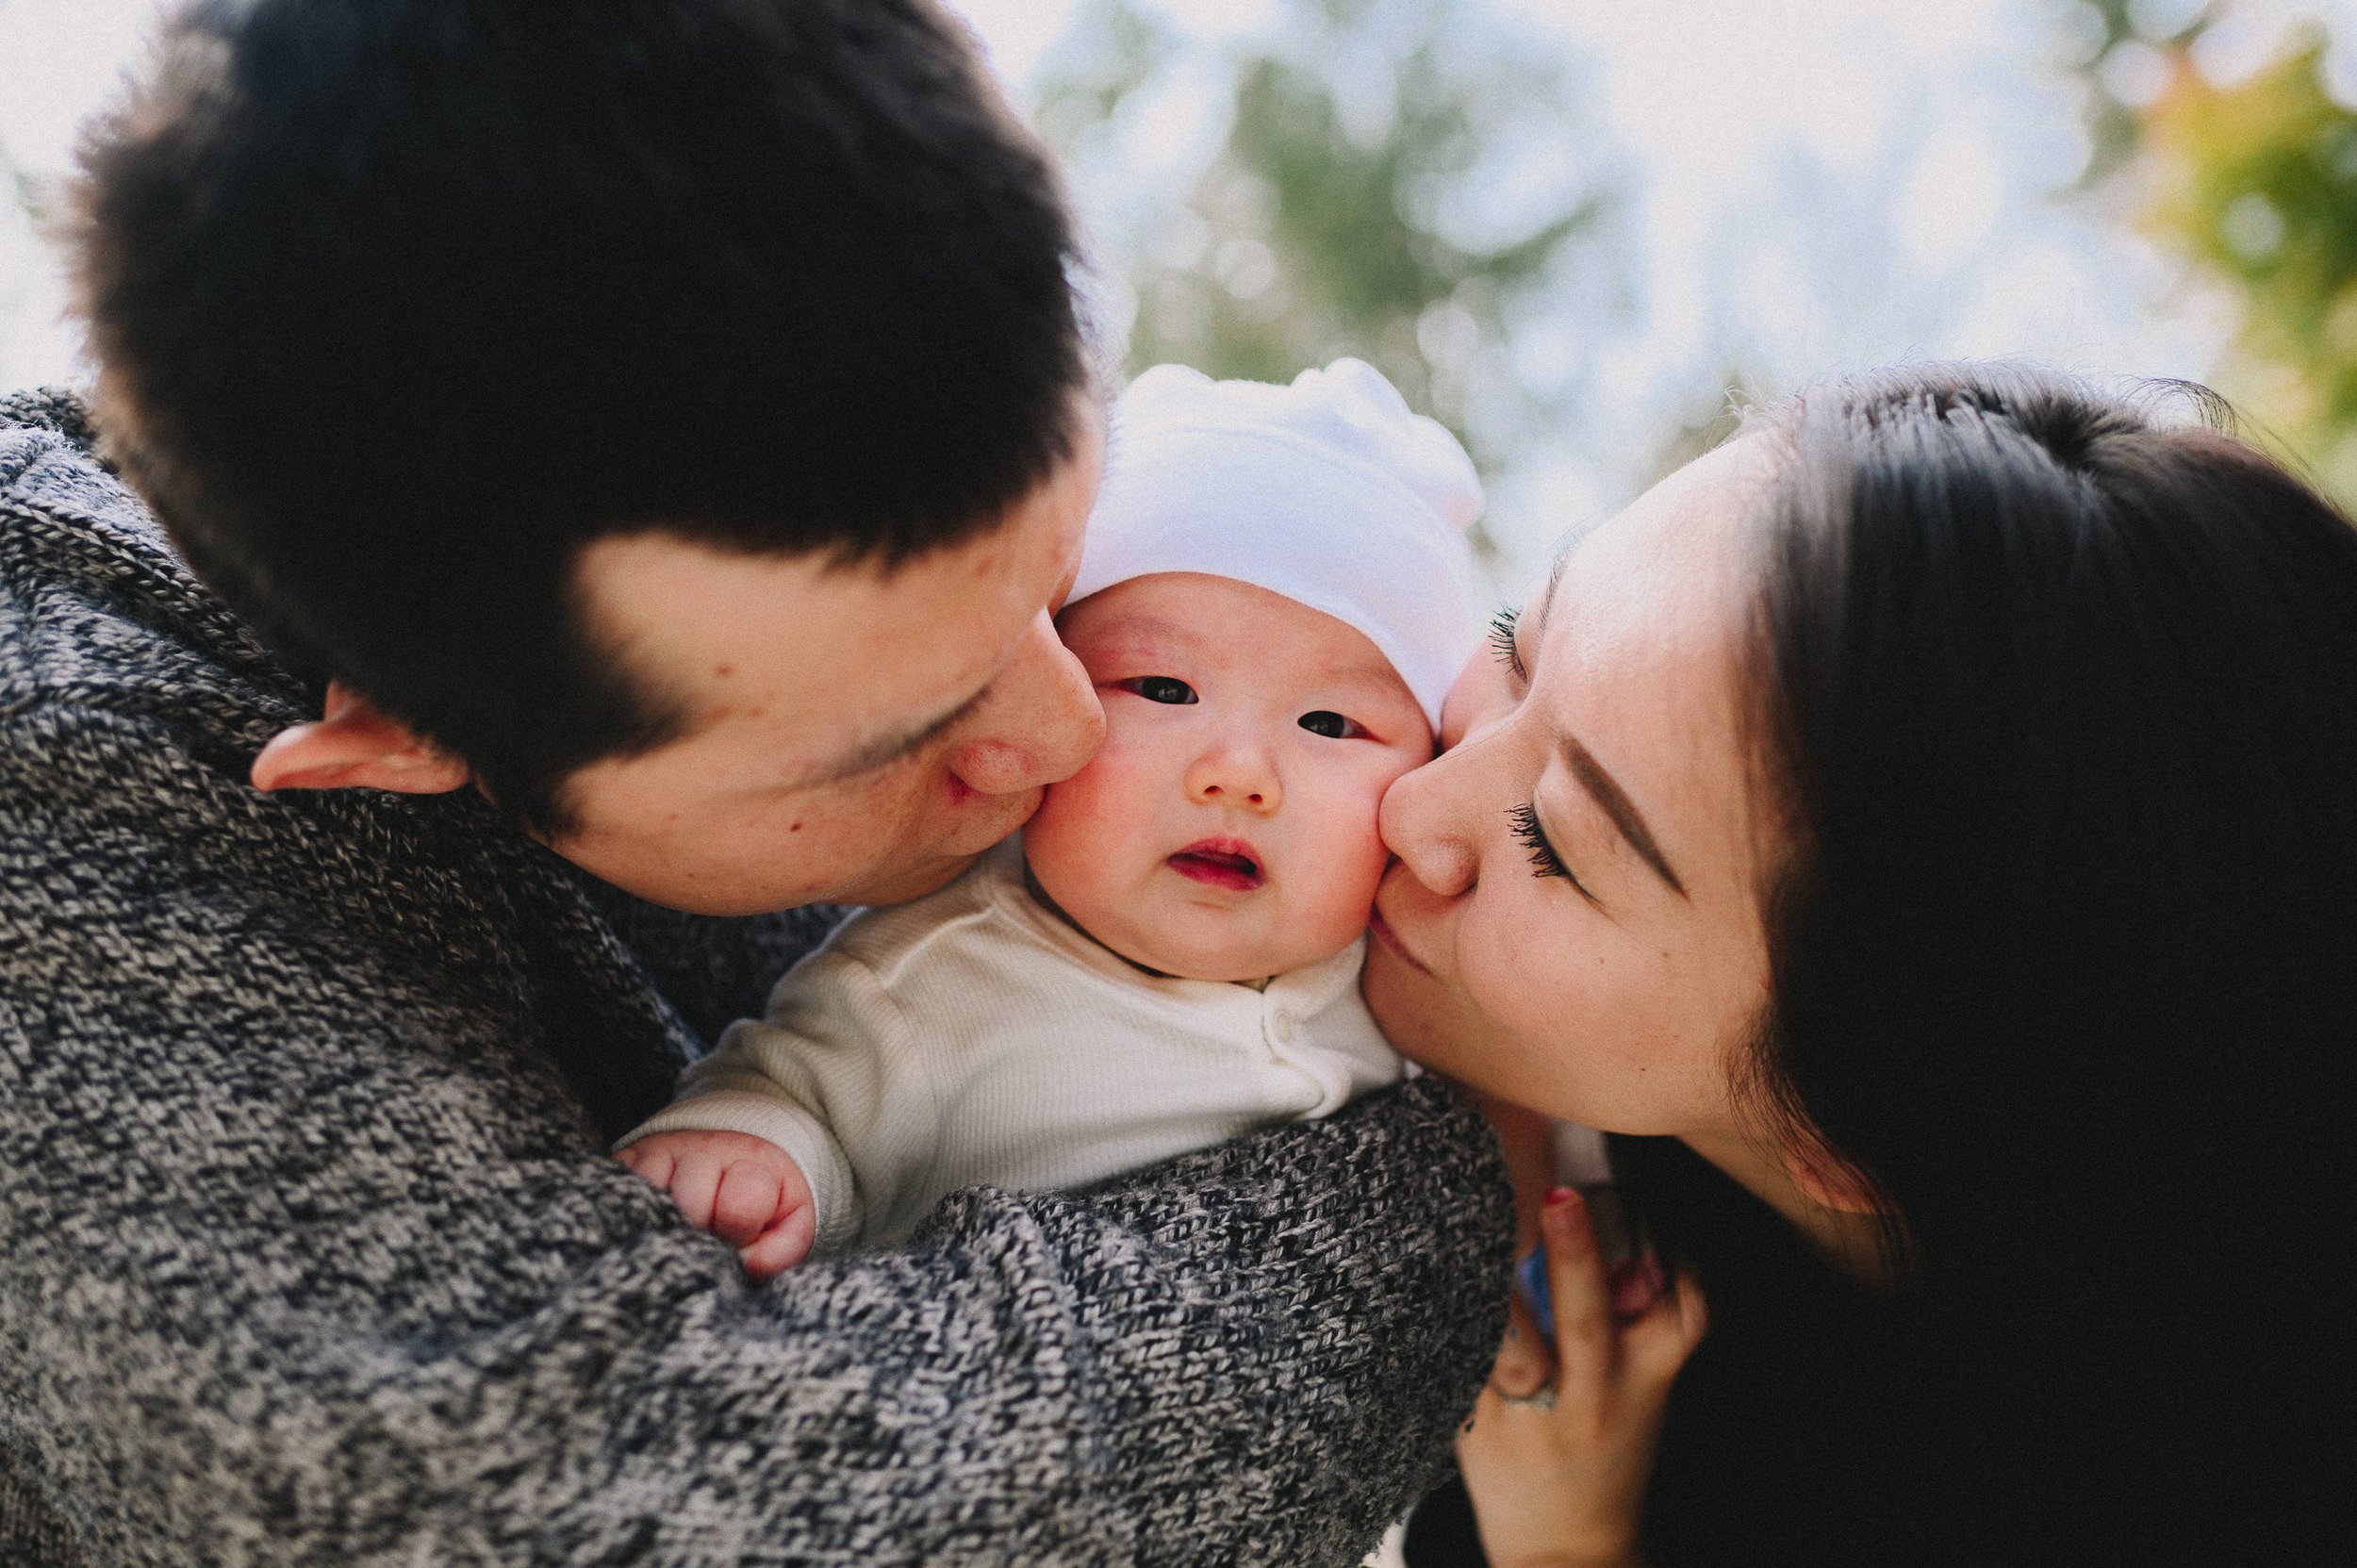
[1457,1185,1707,1568]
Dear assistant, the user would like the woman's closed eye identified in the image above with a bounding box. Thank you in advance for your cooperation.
[1508,801,1594,900]
[1298,710,1367,739]
[1488,605,1527,683]
[1117,676,1197,704]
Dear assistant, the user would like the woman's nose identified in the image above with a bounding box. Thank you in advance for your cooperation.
[1379,742,1479,898]
[946,611,1105,798]
[1186,734,1282,814]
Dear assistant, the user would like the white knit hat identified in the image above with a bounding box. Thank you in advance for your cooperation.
[1070,358,1486,729]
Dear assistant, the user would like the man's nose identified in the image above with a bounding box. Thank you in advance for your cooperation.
[947,611,1104,798]
[1378,740,1478,899]
[1185,732,1282,815]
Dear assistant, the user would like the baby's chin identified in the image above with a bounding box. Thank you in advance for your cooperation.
[1110,913,1365,984]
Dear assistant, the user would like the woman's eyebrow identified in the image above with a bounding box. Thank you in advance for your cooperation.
[1529,553,1571,651]
[1561,734,1689,899]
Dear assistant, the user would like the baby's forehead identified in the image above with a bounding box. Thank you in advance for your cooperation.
[1067,575,1413,697]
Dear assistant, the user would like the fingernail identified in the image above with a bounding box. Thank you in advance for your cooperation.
[1543,1185,1576,1209]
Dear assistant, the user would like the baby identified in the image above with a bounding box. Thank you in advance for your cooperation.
[618,358,1485,1273]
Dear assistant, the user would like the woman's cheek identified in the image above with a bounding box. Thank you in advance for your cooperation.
[1461,882,1581,1041]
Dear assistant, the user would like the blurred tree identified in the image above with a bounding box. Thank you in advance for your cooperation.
[2071,0,2153,183]
[1032,0,1623,491]
[1030,0,1178,156]
[2074,1,2357,500]
[2144,34,2357,495]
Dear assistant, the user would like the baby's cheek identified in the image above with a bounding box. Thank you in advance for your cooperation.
[1033,740,1140,833]
[1026,773,1121,902]
[1303,781,1399,931]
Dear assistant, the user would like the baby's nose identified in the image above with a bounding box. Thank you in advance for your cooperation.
[1187,743,1281,812]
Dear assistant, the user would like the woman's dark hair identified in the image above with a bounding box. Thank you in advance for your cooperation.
[1736,363,2357,1561]
[70,0,1087,834]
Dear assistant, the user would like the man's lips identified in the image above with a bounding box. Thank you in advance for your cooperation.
[1167,837,1265,891]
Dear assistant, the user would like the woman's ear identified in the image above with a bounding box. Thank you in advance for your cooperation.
[250,680,471,796]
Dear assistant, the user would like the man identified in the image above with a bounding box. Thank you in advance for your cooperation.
[0,2,1511,1564]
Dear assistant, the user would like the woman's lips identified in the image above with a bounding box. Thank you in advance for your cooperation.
[1168,837,1265,891]
[1367,906,1432,975]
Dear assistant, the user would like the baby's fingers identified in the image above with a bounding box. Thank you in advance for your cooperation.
[738,1203,817,1279]
[709,1161,785,1248]
[665,1151,724,1230]
[616,1141,676,1190]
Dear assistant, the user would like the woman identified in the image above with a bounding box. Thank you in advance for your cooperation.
[1370,364,2357,1567]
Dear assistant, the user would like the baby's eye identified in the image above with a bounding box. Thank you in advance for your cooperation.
[1298,710,1365,739]
[1118,676,1198,705]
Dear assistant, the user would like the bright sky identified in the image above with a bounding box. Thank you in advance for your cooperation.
[4,0,2348,577]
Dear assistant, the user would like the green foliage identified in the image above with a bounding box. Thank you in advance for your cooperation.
[1030,0,1178,156]
[2144,36,2357,489]
[2077,3,2357,502]
[1034,0,1617,479]
[2076,0,2151,182]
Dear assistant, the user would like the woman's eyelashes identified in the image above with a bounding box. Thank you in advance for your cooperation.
[1508,801,1593,899]
[1298,710,1367,739]
[1118,675,1197,704]
[1488,606,1527,683]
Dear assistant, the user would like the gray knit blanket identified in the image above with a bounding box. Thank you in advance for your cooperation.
[0,388,1513,1567]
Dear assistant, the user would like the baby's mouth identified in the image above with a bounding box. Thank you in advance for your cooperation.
[1168,838,1265,892]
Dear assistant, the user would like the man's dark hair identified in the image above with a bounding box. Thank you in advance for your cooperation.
[72,0,1087,834]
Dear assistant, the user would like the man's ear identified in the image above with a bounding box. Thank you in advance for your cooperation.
[1780,1138,1888,1215]
[250,680,471,796]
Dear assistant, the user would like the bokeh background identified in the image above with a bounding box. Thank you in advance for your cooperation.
[4,0,2353,589]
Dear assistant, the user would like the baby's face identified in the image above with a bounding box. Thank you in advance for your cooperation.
[1025,572,1435,982]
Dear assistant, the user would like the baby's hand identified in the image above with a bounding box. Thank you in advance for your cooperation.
[618,1129,816,1279]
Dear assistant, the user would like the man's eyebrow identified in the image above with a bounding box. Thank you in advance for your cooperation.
[787,683,991,792]
[1561,734,1689,900]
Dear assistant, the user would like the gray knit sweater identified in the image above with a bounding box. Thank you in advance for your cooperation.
[0,389,1513,1568]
